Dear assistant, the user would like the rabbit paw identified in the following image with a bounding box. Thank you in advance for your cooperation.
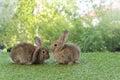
[68,61,73,65]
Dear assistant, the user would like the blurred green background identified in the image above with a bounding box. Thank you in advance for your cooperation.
[0,0,120,52]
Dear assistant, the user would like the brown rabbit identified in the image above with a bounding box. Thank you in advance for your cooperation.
[50,30,80,65]
[10,37,49,64]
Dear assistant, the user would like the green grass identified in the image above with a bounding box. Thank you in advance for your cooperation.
[0,52,120,80]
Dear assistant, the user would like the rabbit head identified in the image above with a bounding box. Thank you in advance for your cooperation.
[32,37,49,64]
[50,30,69,52]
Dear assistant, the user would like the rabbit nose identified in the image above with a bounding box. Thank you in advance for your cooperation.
[50,46,54,52]
[47,55,50,59]
[46,55,50,59]
[50,46,52,50]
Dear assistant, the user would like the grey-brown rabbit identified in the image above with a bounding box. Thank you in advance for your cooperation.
[10,37,49,64]
[50,30,80,65]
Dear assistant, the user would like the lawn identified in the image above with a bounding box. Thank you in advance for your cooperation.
[0,52,120,80]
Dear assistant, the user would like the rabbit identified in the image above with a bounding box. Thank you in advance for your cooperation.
[10,36,49,64]
[50,30,80,65]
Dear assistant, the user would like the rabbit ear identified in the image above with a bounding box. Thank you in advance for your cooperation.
[34,36,42,46]
[32,47,40,64]
[58,30,69,43]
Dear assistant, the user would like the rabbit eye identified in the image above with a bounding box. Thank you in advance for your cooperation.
[54,44,57,47]
[42,50,45,53]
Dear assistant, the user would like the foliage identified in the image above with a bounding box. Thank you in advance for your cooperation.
[0,0,120,52]
[0,0,17,46]
[2,0,72,48]
[67,6,120,52]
